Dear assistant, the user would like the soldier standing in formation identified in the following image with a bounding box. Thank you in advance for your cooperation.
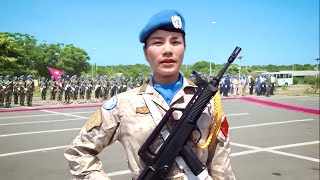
[223,74,231,97]
[56,76,64,105]
[84,76,93,103]
[48,76,57,104]
[0,76,3,106]
[70,75,79,104]
[136,73,144,87]
[39,77,48,103]
[13,76,19,104]
[265,73,271,97]
[3,75,13,108]
[248,75,255,95]
[18,75,26,106]
[64,75,71,104]
[79,75,86,102]
[127,77,135,90]
[25,75,35,106]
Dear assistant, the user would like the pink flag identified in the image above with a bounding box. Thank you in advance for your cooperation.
[47,67,64,81]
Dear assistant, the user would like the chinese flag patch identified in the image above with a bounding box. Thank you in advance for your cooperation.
[220,116,229,137]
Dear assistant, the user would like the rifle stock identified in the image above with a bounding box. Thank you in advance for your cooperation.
[137,47,242,180]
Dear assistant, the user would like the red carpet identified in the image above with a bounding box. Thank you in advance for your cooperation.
[241,97,320,115]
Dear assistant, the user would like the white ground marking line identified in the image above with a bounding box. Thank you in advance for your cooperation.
[0,111,94,120]
[41,109,88,119]
[230,119,315,130]
[231,141,320,156]
[231,141,320,162]
[0,145,69,157]
[73,170,132,178]
[270,141,320,150]
[0,128,81,137]
[0,117,87,126]
[225,113,249,116]
[70,170,132,179]
[0,112,248,130]
[296,99,320,101]
[0,118,316,138]
[0,111,245,121]
[2,142,319,178]
[107,170,132,177]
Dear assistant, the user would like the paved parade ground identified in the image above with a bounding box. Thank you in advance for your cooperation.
[0,95,319,180]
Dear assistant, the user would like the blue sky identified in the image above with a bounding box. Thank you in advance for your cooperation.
[1,0,319,67]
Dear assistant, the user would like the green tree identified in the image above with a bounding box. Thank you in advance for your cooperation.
[56,44,90,76]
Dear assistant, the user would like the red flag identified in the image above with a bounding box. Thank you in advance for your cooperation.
[220,116,229,137]
[47,67,64,81]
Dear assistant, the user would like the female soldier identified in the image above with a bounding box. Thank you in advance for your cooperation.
[64,9,236,180]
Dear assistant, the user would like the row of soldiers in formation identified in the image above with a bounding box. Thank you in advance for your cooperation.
[218,73,276,97]
[0,73,147,107]
[0,75,35,108]
[37,74,147,105]
[1,72,276,108]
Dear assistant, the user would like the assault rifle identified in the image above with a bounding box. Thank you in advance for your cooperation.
[137,46,242,180]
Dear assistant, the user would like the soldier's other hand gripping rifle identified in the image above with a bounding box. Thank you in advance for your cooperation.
[137,46,242,180]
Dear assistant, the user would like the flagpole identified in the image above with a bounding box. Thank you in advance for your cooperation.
[91,64,93,78]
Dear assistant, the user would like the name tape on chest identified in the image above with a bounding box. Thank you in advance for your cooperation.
[136,106,150,114]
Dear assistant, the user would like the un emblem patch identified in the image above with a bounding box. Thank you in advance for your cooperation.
[103,96,118,110]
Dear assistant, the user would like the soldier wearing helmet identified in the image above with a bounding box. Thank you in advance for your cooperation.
[40,76,48,103]
[25,75,35,106]
[3,75,13,108]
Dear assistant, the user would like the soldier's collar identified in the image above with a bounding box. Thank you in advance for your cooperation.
[138,76,197,94]
[138,79,150,94]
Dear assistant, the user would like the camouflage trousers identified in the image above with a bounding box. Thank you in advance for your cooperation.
[4,91,12,108]
[26,92,33,106]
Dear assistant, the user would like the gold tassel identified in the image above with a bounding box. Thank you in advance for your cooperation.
[197,93,224,149]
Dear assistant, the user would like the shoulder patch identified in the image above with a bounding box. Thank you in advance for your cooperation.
[86,109,102,132]
[103,96,118,110]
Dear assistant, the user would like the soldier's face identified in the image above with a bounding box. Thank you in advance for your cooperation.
[144,29,185,82]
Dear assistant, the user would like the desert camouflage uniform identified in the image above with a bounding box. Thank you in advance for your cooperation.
[64,77,235,180]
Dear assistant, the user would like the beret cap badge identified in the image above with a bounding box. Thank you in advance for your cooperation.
[171,15,182,29]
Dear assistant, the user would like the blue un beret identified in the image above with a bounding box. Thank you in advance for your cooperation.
[139,9,186,43]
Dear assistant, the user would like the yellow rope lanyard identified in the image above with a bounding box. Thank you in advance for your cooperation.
[197,93,224,149]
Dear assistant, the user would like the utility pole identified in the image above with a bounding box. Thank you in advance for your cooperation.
[316,58,320,71]
[316,58,320,78]
[91,48,96,77]
[237,56,243,80]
